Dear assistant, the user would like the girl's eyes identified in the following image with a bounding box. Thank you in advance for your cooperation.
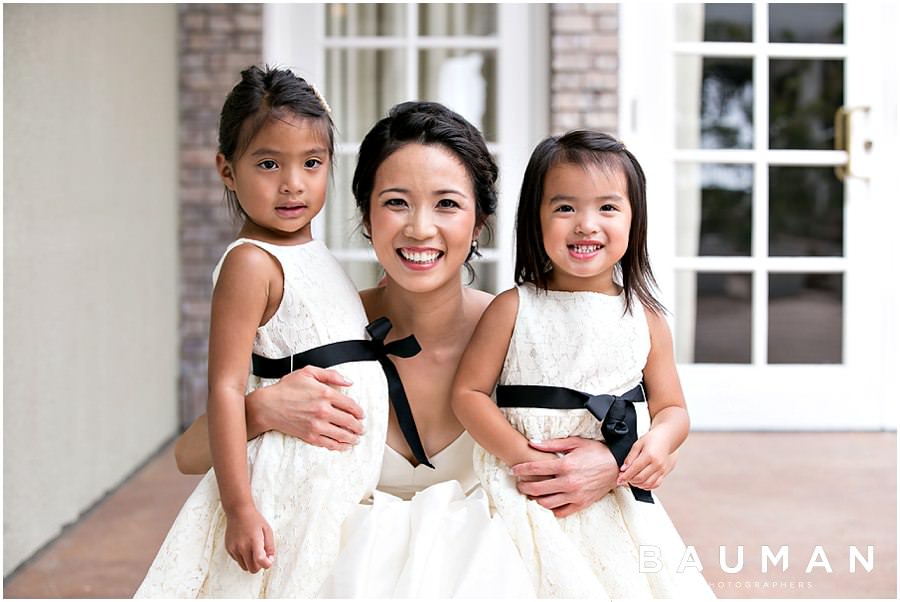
[437,198,460,209]
[552,203,619,213]
[384,198,408,208]
[256,158,324,170]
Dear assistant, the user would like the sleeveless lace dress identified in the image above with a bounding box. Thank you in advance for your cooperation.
[473,283,714,598]
[318,432,537,598]
[135,238,389,598]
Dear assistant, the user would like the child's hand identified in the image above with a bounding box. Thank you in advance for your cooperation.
[225,506,276,573]
[617,429,675,490]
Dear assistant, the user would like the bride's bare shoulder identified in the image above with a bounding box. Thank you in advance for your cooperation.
[465,286,496,321]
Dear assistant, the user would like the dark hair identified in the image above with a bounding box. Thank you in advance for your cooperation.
[217,65,334,220]
[352,101,498,281]
[514,130,665,315]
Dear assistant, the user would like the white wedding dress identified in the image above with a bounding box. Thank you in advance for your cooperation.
[319,431,536,598]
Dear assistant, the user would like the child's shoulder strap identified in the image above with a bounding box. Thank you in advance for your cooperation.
[211,238,284,287]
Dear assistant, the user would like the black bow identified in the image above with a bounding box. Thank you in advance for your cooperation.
[496,382,653,503]
[584,391,653,503]
[251,317,433,468]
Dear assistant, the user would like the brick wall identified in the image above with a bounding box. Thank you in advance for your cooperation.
[549,3,619,135]
[179,4,262,426]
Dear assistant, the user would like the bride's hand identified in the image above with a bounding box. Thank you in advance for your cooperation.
[174,366,366,474]
[247,365,366,450]
[509,437,620,518]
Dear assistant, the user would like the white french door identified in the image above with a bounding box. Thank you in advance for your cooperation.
[621,2,898,429]
[262,3,548,294]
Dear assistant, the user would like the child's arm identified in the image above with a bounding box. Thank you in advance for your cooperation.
[617,308,690,490]
[451,289,556,467]
[207,244,280,573]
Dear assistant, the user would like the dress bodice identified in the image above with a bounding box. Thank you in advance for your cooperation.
[501,283,650,394]
[376,432,478,500]
[212,238,375,394]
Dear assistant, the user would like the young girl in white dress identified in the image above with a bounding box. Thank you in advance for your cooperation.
[452,131,715,598]
[136,66,428,598]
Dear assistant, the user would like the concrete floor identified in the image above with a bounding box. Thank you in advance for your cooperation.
[4,432,896,599]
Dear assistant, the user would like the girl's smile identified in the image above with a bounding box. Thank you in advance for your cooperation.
[274,202,309,219]
[567,239,605,260]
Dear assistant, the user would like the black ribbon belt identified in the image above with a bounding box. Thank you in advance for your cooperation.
[251,317,433,469]
[495,382,653,503]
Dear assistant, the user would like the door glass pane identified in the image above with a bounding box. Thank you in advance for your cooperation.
[769,3,844,44]
[769,166,843,257]
[769,59,844,150]
[677,271,752,363]
[326,3,406,37]
[326,49,406,142]
[477,214,495,251]
[470,260,498,294]
[676,56,753,149]
[676,3,752,43]
[677,163,753,257]
[768,273,843,363]
[326,155,368,250]
[419,49,497,141]
[420,4,497,36]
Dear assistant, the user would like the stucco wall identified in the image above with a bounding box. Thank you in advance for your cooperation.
[3,4,179,575]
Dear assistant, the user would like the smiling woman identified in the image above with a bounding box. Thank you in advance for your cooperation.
[368,143,480,290]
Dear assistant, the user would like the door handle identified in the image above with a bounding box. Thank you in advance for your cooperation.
[834,105,871,181]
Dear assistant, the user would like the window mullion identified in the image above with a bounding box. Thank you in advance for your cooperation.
[752,1,769,367]
[406,4,418,100]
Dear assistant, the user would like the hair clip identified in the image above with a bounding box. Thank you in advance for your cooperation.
[309,83,332,115]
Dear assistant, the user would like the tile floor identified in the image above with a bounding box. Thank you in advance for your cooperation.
[4,432,896,599]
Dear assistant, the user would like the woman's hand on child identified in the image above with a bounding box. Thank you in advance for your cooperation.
[510,437,620,518]
[617,430,677,490]
[246,365,365,450]
[224,506,276,574]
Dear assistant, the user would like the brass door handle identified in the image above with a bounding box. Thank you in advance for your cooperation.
[834,105,871,181]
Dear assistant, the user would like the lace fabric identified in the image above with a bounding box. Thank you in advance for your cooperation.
[474,283,715,598]
[135,239,389,598]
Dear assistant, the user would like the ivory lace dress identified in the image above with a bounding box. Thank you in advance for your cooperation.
[135,238,389,598]
[473,283,714,598]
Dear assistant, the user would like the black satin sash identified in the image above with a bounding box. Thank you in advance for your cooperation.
[251,317,433,469]
[495,382,653,503]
